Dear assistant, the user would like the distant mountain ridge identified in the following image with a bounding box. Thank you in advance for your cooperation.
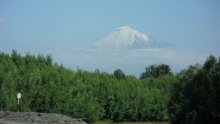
[93,26,174,49]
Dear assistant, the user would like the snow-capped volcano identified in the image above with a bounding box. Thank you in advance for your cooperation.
[93,26,174,49]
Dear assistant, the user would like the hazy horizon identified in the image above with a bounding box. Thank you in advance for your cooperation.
[1,0,220,77]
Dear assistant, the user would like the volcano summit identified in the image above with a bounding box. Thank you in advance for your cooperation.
[93,26,174,49]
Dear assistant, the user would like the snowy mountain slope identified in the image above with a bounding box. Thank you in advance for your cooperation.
[93,26,174,49]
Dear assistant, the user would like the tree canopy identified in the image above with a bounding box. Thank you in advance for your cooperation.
[114,69,126,80]
[0,50,219,124]
[140,64,173,79]
[168,55,220,124]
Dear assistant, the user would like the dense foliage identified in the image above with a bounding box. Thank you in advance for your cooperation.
[168,55,220,124]
[0,50,219,124]
[140,64,173,79]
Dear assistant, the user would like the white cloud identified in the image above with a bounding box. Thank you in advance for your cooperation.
[49,47,208,77]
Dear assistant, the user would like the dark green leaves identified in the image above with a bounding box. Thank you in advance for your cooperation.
[140,64,173,79]
[168,55,220,124]
[114,69,125,80]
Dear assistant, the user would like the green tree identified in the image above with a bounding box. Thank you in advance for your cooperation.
[114,69,125,80]
[168,55,220,124]
[140,64,173,79]
[0,50,181,123]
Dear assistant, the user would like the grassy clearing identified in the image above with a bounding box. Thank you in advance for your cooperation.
[97,121,168,124]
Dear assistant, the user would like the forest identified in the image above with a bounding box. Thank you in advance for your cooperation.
[0,50,219,124]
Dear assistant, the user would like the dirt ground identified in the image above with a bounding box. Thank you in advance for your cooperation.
[0,111,87,124]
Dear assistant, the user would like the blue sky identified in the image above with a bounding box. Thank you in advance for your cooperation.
[1,0,220,76]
